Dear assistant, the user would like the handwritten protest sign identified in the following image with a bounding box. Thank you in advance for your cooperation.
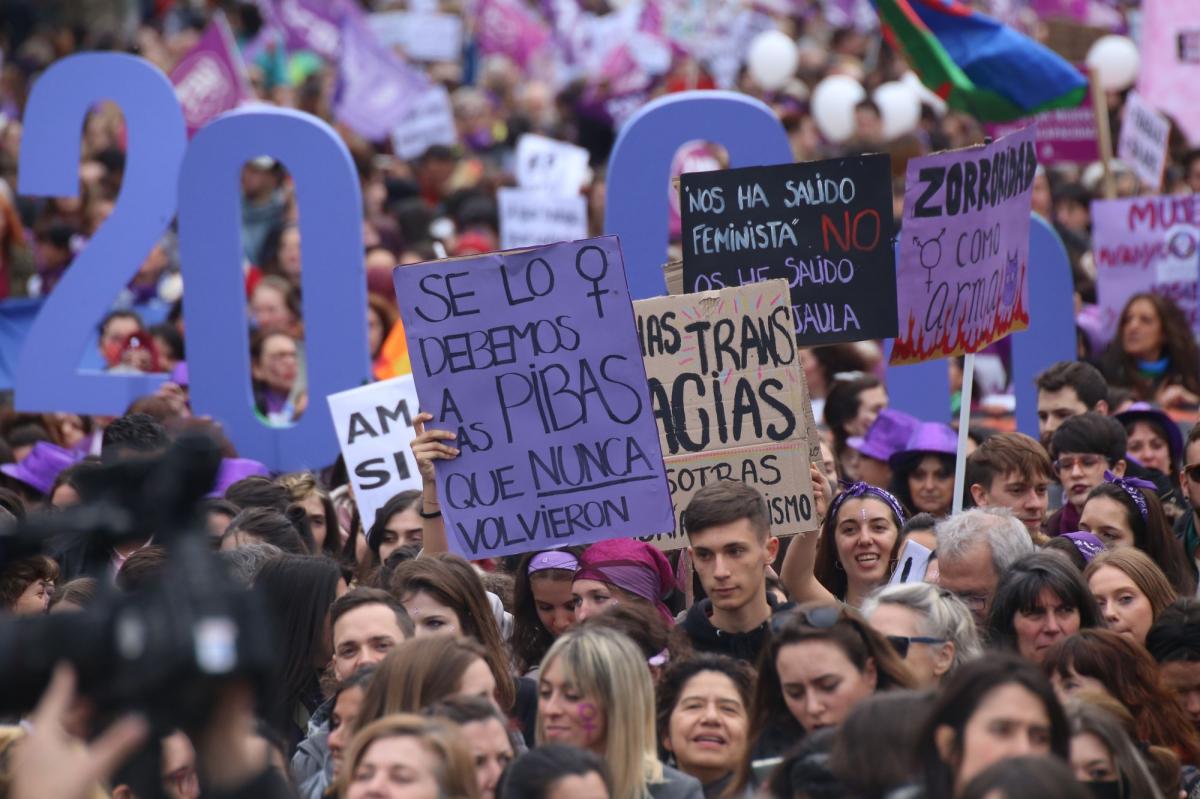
[633,280,817,549]
[680,155,897,345]
[327,375,424,531]
[988,101,1099,165]
[1092,195,1200,335]
[498,188,588,249]
[368,11,463,62]
[1118,93,1171,190]
[390,85,456,159]
[890,126,1036,365]
[515,134,591,194]
[394,236,675,558]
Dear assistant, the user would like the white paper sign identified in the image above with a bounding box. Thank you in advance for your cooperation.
[498,187,589,249]
[1118,92,1171,189]
[515,133,591,194]
[327,376,424,531]
[369,11,463,62]
[391,85,457,159]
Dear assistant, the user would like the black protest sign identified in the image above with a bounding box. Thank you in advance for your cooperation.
[680,155,898,345]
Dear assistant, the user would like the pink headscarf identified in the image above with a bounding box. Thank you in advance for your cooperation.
[575,539,676,626]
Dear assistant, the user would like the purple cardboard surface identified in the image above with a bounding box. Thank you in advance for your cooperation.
[394,235,675,558]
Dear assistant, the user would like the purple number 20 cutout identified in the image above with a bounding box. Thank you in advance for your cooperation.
[17,54,185,413]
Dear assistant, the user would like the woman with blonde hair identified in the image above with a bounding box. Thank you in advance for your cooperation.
[276,471,341,558]
[538,626,703,799]
[338,713,479,799]
[1083,547,1177,646]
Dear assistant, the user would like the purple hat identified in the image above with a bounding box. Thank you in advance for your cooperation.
[848,409,921,463]
[1115,402,1183,467]
[170,361,189,387]
[1061,531,1105,563]
[0,442,80,496]
[888,422,958,470]
[208,457,271,497]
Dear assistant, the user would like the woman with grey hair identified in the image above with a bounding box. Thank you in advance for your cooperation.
[862,582,983,687]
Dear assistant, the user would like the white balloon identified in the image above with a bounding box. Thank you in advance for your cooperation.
[901,70,947,115]
[747,30,799,91]
[873,81,922,140]
[811,75,866,143]
[1086,35,1139,91]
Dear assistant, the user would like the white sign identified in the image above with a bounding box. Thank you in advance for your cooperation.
[498,187,589,249]
[515,133,591,194]
[327,376,424,531]
[391,85,457,159]
[1118,92,1171,189]
[368,11,463,62]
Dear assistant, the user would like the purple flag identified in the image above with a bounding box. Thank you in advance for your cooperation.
[334,13,430,142]
[170,13,252,136]
[475,0,551,69]
[257,0,353,58]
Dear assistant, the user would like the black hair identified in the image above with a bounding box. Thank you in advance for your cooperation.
[914,655,1069,799]
[224,476,290,513]
[1146,597,1200,663]
[764,728,843,799]
[1083,482,1196,595]
[985,552,1102,652]
[830,690,932,799]
[254,554,342,740]
[1049,411,1126,462]
[330,586,415,639]
[222,507,309,555]
[510,546,584,674]
[901,512,937,537]
[101,413,168,461]
[148,322,185,362]
[365,489,422,558]
[4,424,49,455]
[498,744,613,799]
[959,755,1090,799]
[98,309,144,339]
[1034,360,1108,410]
[891,451,956,517]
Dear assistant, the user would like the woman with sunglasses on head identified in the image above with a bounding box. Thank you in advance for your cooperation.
[862,582,982,688]
[781,472,908,609]
[985,551,1101,666]
[910,655,1069,799]
[1079,473,1197,595]
[750,602,915,761]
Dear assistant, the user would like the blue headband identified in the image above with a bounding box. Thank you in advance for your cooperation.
[827,481,908,526]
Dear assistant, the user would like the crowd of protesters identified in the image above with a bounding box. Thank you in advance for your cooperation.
[2,0,1200,798]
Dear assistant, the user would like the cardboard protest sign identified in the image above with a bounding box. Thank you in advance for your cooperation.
[515,134,591,194]
[327,376,424,531]
[1092,195,1200,335]
[498,188,588,249]
[368,11,463,62]
[679,154,897,345]
[1137,0,1200,145]
[987,101,1099,165]
[390,85,457,159]
[393,236,675,558]
[890,126,1036,365]
[633,280,817,549]
[1118,93,1171,190]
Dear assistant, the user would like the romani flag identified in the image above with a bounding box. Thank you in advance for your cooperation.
[871,0,1088,122]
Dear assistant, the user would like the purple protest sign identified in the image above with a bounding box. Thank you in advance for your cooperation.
[475,0,551,70]
[1092,196,1200,336]
[257,0,351,59]
[891,126,1037,365]
[334,13,428,142]
[393,236,674,558]
[170,13,252,137]
[988,100,1099,165]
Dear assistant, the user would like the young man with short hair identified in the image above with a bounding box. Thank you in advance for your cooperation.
[680,481,780,663]
[966,432,1054,540]
[1044,413,1127,536]
[1034,360,1109,445]
[330,587,414,682]
[1174,425,1200,574]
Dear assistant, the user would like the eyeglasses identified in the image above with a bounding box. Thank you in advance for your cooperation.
[1052,454,1107,474]
[950,591,989,611]
[1184,464,1200,483]
[885,634,948,659]
[769,603,842,635]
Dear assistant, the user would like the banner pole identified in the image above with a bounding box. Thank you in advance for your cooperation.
[1089,68,1119,200]
[951,352,975,514]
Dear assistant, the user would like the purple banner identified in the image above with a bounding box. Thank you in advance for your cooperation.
[988,101,1099,165]
[170,13,252,136]
[475,0,551,69]
[393,236,674,558]
[891,126,1037,364]
[258,0,351,59]
[1092,196,1200,336]
[334,13,428,142]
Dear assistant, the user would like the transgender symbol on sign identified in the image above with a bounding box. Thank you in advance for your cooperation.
[914,228,946,292]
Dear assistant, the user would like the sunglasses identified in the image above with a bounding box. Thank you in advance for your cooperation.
[1184,464,1200,483]
[770,603,843,635]
[1052,454,1107,473]
[885,634,947,658]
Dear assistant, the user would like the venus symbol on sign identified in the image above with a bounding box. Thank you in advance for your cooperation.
[914,228,945,293]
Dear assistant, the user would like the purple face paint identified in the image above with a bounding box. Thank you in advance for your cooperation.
[578,701,600,736]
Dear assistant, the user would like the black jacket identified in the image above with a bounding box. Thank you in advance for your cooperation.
[680,595,781,664]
